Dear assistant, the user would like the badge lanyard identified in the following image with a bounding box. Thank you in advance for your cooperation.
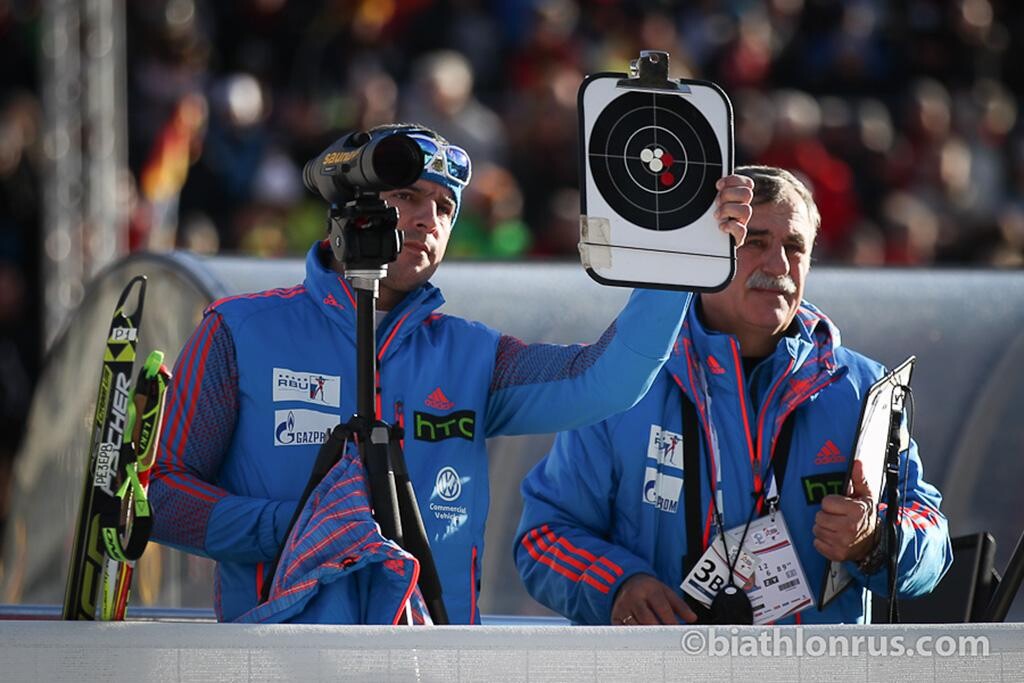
[681,395,795,621]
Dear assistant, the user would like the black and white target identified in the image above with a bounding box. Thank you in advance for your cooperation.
[588,91,722,231]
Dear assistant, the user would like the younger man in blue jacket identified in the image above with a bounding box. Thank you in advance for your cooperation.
[150,123,754,623]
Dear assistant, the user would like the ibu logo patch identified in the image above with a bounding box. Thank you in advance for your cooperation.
[648,424,683,467]
[801,472,847,505]
[413,410,476,442]
[272,368,341,407]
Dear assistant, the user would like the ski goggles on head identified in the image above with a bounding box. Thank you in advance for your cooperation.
[405,132,473,188]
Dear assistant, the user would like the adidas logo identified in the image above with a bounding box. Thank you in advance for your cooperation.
[323,293,343,309]
[425,387,454,411]
[707,355,726,375]
[815,439,844,465]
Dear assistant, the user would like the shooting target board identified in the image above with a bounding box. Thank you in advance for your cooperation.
[578,74,735,290]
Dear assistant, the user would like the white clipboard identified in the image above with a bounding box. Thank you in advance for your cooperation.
[817,355,916,610]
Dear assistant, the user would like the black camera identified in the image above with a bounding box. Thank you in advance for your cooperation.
[303,130,423,204]
[304,130,425,271]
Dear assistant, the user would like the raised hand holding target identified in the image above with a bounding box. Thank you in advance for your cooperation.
[579,51,735,290]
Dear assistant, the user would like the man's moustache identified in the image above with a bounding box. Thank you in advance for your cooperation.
[746,271,797,295]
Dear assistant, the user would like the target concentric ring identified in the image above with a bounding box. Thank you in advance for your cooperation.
[588,91,722,231]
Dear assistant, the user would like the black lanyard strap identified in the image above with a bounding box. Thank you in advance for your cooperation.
[682,396,706,578]
[681,396,796,576]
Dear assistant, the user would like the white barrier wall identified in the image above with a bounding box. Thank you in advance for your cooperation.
[0,622,1021,682]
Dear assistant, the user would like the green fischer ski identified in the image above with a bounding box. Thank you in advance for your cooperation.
[99,350,171,620]
[62,276,147,620]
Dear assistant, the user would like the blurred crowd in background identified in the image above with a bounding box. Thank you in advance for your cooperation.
[115,0,1024,266]
[2,0,1024,531]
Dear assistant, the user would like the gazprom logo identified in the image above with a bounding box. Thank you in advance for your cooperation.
[435,466,462,502]
[643,467,658,504]
[276,412,299,444]
[273,409,337,447]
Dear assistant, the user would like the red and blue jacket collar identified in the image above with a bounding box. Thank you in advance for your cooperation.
[668,297,847,463]
[302,241,447,361]
[669,297,842,391]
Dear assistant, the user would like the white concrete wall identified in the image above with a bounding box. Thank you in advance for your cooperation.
[0,622,1020,682]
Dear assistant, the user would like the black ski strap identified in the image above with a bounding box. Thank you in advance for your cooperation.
[680,396,796,576]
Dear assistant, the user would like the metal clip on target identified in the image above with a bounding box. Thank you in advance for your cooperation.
[621,50,690,92]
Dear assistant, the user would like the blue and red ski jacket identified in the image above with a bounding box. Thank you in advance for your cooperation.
[516,300,952,624]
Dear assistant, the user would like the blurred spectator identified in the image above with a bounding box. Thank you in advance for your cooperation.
[178,212,221,255]
[448,163,531,259]
[715,5,775,89]
[350,66,401,132]
[0,255,33,541]
[401,49,507,168]
[446,0,507,90]
[757,89,861,259]
[126,0,211,177]
[506,60,582,238]
[840,219,888,267]
[892,78,954,195]
[987,202,1024,267]
[880,191,941,265]
[734,87,777,160]
[179,72,271,249]
[507,0,584,91]
[958,79,1016,221]
[233,146,302,257]
[0,89,42,541]
[134,93,208,251]
[530,187,581,258]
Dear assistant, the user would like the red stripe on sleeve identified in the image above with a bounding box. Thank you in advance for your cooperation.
[521,530,611,594]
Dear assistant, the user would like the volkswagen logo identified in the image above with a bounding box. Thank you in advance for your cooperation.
[435,466,462,501]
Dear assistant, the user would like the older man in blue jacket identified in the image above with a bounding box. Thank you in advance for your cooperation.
[516,165,952,625]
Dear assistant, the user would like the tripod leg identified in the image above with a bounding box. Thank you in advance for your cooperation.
[362,421,403,546]
[985,530,1024,622]
[389,431,449,624]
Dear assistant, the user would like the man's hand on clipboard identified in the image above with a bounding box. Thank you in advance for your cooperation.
[811,460,880,563]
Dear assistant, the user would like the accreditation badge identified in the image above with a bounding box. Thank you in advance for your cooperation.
[682,511,814,624]
[681,536,756,608]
